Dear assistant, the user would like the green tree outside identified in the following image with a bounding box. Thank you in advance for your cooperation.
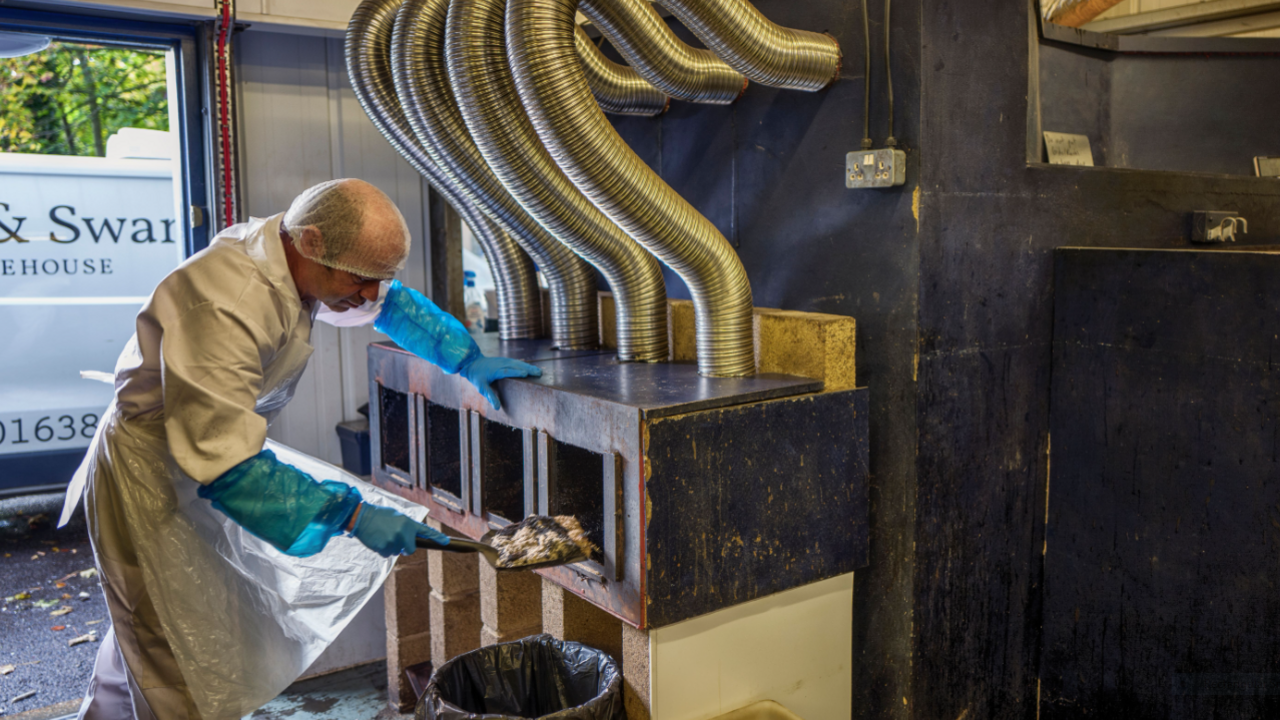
[0,41,168,157]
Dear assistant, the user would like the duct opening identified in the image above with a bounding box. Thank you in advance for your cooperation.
[543,438,606,565]
[426,401,463,500]
[478,418,525,523]
[379,385,412,481]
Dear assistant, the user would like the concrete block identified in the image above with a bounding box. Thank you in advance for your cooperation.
[541,578,623,662]
[622,624,651,720]
[426,519,479,600]
[599,292,618,349]
[480,624,543,647]
[668,299,696,363]
[754,308,857,390]
[384,562,431,639]
[429,590,482,667]
[386,630,431,712]
[479,562,542,631]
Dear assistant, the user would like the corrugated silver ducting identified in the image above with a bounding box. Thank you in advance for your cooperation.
[346,0,547,341]
[577,0,745,105]
[507,0,756,377]
[574,26,669,117]
[389,0,599,351]
[443,0,670,362]
[656,0,841,91]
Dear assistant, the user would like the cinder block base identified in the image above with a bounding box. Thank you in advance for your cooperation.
[622,623,651,720]
[425,519,481,668]
[384,550,431,712]
[479,562,542,646]
[541,578,623,662]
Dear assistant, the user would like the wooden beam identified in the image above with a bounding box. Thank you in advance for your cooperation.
[1082,0,1280,34]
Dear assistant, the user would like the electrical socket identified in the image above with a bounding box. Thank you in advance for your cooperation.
[1191,211,1247,244]
[846,148,906,189]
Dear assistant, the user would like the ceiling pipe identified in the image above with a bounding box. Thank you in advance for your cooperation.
[655,0,842,91]
[346,0,547,342]
[444,0,670,363]
[574,25,669,117]
[577,0,746,104]
[390,0,600,351]
[507,0,756,377]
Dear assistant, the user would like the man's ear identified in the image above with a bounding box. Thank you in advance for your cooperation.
[295,226,325,259]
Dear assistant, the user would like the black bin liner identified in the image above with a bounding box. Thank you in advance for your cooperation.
[416,634,624,720]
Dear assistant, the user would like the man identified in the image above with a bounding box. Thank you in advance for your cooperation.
[59,179,540,720]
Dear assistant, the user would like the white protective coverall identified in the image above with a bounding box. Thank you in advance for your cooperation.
[58,213,421,720]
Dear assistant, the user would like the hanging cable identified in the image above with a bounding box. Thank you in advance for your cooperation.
[884,0,896,148]
[860,0,871,150]
[214,0,237,229]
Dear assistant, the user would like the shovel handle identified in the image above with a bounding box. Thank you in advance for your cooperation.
[414,535,487,554]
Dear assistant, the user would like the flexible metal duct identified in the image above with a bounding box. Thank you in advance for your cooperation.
[443,0,670,362]
[507,0,755,377]
[396,0,663,359]
[346,0,548,342]
[655,0,841,91]
[574,26,668,117]
[577,0,745,104]
[387,0,598,351]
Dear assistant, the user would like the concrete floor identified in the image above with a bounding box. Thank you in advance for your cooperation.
[252,662,412,720]
[2,494,410,720]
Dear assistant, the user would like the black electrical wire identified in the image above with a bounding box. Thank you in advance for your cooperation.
[884,0,896,147]
[861,0,872,150]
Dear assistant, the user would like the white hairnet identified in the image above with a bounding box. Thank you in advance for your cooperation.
[283,179,411,280]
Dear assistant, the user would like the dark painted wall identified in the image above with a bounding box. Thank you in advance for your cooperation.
[610,2,921,717]
[610,1,1280,718]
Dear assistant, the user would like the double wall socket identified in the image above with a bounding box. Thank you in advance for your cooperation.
[1191,211,1247,244]
[846,148,906,189]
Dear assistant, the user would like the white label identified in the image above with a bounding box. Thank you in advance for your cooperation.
[1043,131,1094,167]
[0,409,102,455]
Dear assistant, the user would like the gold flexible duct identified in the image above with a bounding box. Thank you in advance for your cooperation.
[577,0,745,104]
[443,0,670,362]
[574,26,668,117]
[507,0,756,377]
[396,0,665,360]
[389,0,598,351]
[346,0,550,342]
[655,0,841,91]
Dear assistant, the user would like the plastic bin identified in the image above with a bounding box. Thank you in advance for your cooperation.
[416,634,624,720]
[335,418,371,476]
[711,700,805,720]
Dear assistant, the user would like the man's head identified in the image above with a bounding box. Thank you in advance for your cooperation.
[281,179,411,311]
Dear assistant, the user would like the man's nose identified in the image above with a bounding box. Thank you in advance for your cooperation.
[359,282,381,303]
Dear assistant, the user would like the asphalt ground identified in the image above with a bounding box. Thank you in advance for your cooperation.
[0,493,105,717]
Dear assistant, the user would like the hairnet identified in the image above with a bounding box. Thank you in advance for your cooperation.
[283,179,411,280]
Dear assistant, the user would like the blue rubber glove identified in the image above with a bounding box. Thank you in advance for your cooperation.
[458,356,543,411]
[374,279,543,410]
[198,449,363,557]
[350,503,450,557]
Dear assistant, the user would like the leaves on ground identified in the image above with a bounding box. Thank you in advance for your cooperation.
[0,664,13,675]
[79,568,97,579]
[32,599,59,609]
[4,592,31,602]
[9,690,36,703]
[51,625,65,631]
[50,606,73,617]
[68,632,97,647]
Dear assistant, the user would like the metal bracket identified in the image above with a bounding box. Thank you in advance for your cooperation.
[603,453,624,581]
[469,410,483,516]
[459,409,472,513]
[537,430,555,516]
[523,428,538,518]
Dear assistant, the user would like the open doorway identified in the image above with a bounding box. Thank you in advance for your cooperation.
[0,10,209,494]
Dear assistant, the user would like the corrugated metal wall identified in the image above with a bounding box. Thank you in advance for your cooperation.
[237,31,433,467]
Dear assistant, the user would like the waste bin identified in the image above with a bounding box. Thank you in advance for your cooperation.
[416,634,624,720]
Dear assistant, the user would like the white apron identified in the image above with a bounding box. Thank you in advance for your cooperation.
[60,215,416,720]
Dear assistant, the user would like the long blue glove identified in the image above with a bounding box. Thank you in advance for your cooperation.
[350,503,450,557]
[197,449,363,557]
[375,280,542,410]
